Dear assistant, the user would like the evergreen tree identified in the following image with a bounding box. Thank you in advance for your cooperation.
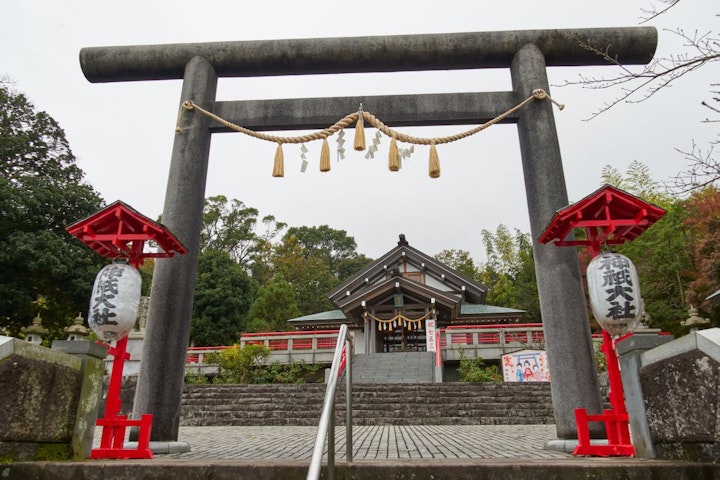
[434,249,482,281]
[246,274,302,332]
[200,195,286,270]
[273,236,338,315]
[190,250,257,346]
[283,225,371,282]
[0,82,104,338]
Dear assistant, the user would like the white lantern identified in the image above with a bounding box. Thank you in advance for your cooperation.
[587,252,643,337]
[88,261,142,342]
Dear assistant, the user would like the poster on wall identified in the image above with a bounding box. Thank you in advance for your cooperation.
[502,349,549,382]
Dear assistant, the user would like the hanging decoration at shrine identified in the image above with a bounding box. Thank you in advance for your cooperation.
[365,309,436,332]
[586,252,643,337]
[177,89,563,179]
[88,259,142,342]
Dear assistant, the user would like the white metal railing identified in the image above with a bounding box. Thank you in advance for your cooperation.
[306,323,353,480]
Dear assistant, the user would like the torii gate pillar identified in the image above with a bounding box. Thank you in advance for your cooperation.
[131,57,218,441]
[511,44,602,438]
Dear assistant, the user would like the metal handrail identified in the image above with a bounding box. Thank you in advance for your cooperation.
[306,323,353,480]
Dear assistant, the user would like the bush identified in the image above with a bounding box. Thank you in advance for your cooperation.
[458,350,502,382]
[211,343,271,383]
[184,373,210,384]
[255,361,323,384]
[208,343,323,384]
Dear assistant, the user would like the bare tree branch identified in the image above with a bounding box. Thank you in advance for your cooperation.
[556,2,720,194]
[668,141,720,193]
[639,0,681,24]
[558,28,720,120]
[702,85,720,120]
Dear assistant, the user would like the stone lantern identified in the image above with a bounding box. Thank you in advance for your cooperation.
[22,313,49,344]
[64,313,91,341]
[681,305,710,332]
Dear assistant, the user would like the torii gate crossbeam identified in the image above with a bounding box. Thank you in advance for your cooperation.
[80,27,657,443]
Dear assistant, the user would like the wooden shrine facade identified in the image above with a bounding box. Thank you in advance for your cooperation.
[290,235,525,354]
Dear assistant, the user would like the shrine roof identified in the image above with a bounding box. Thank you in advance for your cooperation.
[339,275,462,314]
[538,184,666,246]
[460,304,525,315]
[707,289,720,305]
[66,200,186,262]
[329,235,487,306]
[289,304,525,327]
[289,310,348,323]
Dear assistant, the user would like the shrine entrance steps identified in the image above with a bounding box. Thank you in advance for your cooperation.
[180,381,554,427]
[352,352,435,384]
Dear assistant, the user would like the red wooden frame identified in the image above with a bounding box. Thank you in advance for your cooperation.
[539,184,666,457]
[66,200,186,267]
[90,336,154,459]
[68,201,187,460]
[538,184,666,256]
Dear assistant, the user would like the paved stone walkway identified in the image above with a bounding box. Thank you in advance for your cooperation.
[114,425,571,460]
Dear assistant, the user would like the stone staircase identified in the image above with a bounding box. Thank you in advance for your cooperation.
[351,352,435,383]
[180,381,554,427]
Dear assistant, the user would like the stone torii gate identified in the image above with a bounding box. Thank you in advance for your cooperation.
[80,27,657,443]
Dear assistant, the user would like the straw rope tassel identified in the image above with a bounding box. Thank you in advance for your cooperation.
[388,136,400,172]
[428,142,440,178]
[272,143,284,178]
[354,112,366,151]
[181,90,564,177]
[320,138,331,172]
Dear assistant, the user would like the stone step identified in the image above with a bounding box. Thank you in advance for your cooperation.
[180,399,553,410]
[179,381,555,426]
[351,352,435,383]
[10,458,714,480]
[182,398,551,406]
[181,406,552,419]
[196,390,550,400]
[180,415,554,426]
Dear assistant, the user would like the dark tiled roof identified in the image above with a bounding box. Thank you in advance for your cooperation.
[289,310,347,323]
[460,304,525,315]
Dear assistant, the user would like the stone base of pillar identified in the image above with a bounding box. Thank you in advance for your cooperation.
[545,438,609,454]
[124,441,191,455]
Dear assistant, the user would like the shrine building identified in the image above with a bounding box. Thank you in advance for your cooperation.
[289,234,526,355]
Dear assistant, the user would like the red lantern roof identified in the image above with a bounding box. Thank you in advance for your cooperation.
[66,200,187,266]
[538,184,666,255]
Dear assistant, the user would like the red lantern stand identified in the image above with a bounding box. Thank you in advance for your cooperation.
[67,201,187,459]
[538,185,666,456]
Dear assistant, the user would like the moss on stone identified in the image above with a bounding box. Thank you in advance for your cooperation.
[33,443,71,461]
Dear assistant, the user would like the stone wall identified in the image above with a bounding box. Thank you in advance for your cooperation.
[0,336,105,461]
[640,328,720,461]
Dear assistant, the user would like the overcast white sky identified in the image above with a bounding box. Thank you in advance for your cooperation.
[2,1,717,262]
